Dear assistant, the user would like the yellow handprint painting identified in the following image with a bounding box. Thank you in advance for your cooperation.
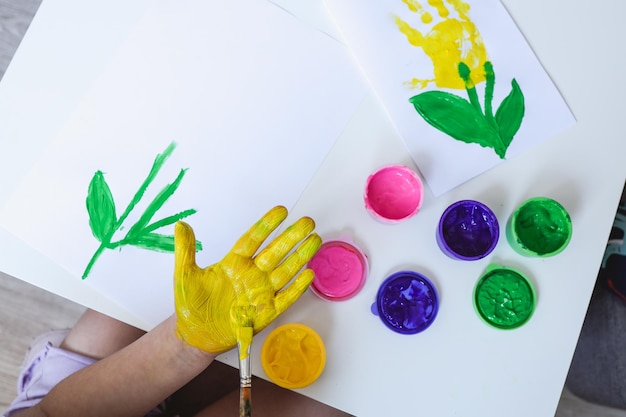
[324,0,575,196]
[394,0,488,90]
[394,0,524,160]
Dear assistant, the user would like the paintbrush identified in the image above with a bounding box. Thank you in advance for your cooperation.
[232,305,255,417]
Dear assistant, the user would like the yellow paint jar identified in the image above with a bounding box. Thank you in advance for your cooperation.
[260,323,326,389]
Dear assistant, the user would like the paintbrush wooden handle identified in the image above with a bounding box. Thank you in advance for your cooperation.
[239,384,252,417]
[238,337,252,417]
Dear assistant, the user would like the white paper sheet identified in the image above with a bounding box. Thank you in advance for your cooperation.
[0,0,366,326]
[324,0,575,196]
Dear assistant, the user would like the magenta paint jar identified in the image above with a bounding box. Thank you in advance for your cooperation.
[308,239,368,302]
[437,200,499,261]
[364,165,423,223]
[371,270,439,334]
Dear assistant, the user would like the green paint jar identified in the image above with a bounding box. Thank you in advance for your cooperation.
[506,197,572,257]
[474,265,536,330]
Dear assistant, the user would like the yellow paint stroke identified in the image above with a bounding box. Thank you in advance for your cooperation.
[173,206,322,358]
[394,0,487,90]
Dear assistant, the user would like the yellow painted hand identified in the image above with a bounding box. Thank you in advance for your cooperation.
[394,0,488,90]
[173,206,322,356]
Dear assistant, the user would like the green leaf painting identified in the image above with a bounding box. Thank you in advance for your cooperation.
[409,61,525,159]
[86,171,117,242]
[82,142,201,279]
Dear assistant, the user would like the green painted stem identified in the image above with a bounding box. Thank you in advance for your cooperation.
[82,242,107,279]
[484,61,496,123]
[458,62,482,113]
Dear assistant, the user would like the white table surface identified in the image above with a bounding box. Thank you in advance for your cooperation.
[1,1,625,416]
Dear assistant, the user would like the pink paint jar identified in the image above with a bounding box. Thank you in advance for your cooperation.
[307,238,368,302]
[364,165,423,223]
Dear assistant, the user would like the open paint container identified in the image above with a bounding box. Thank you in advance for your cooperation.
[506,197,572,257]
[473,265,536,329]
[371,270,439,334]
[261,323,326,389]
[437,199,499,261]
[364,165,423,223]
[307,238,368,301]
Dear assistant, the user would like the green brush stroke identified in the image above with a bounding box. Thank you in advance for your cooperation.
[82,142,201,279]
[409,61,525,159]
[86,171,117,243]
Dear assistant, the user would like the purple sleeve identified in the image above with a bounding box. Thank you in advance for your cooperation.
[3,343,95,417]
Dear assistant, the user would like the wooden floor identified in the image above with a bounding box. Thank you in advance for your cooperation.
[0,0,85,410]
[0,273,84,410]
[0,1,625,415]
[0,0,41,80]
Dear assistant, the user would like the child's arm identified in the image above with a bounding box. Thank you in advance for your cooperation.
[13,205,320,417]
[16,315,215,417]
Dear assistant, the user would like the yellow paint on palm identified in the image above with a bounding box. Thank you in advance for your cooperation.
[394,0,487,90]
[173,206,322,357]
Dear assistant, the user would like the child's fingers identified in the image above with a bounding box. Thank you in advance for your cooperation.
[273,268,316,316]
[254,216,316,273]
[230,206,288,258]
[268,232,321,291]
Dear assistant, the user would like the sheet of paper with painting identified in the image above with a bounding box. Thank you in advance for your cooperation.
[0,0,366,326]
[324,0,575,196]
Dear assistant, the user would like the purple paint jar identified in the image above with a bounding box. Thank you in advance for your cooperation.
[371,271,439,334]
[437,200,499,261]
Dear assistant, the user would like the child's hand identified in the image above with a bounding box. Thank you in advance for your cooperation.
[173,206,321,355]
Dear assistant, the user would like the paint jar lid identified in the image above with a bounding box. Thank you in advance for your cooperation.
[308,239,369,301]
[437,199,499,261]
[261,323,326,389]
[371,270,439,334]
[506,197,572,257]
[363,165,423,223]
[473,265,536,329]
